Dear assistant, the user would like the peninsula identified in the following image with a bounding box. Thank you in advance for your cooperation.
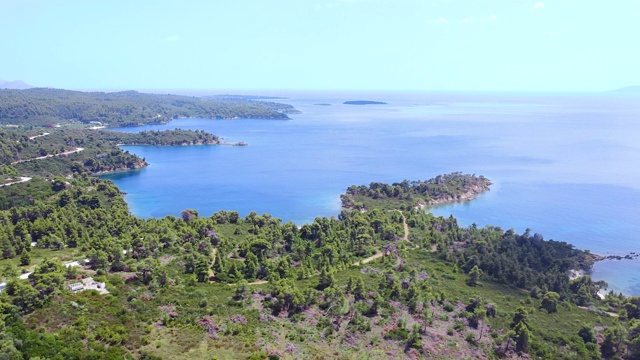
[0,88,296,127]
[0,127,235,178]
[341,172,492,211]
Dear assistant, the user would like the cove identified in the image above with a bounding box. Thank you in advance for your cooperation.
[102,91,640,295]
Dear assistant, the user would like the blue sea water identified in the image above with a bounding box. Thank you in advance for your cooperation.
[102,91,640,295]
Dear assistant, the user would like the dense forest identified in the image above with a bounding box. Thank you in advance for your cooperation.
[0,103,638,359]
[0,88,295,127]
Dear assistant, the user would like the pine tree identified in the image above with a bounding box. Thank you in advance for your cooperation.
[467,265,481,287]
[19,251,31,266]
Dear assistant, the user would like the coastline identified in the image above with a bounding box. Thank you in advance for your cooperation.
[414,182,492,210]
[91,138,250,178]
[91,162,147,176]
[103,114,292,129]
[97,94,640,297]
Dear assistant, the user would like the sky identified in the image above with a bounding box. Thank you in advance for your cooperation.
[1,0,639,92]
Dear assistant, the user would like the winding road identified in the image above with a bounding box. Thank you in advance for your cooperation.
[0,177,32,187]
[11,147,84,165]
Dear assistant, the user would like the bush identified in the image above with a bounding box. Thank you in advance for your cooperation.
[453,320,466,332]
[384,328,410,341]
[541,292,560,313]
[465,333,478,346]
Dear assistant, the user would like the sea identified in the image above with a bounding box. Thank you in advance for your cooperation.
[101,90,640,295]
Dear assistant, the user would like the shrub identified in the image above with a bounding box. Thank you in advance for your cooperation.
[384,328,410,341]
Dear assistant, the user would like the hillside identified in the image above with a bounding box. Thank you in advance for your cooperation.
[0,127,235,186]
[0,159,634,359]
[0,88,294,127]
[0,80,32,90]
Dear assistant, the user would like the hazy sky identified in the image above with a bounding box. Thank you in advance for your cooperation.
[1,0,638,91]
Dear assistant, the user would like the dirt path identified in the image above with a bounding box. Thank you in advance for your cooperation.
[397,210,409,241]
[355,210,411,266]
[578,306,618,317]
[228,280,269,287]
[28,132,50,140]
[353,251,384,266]
[389,209,410,242]
[0,176,31,187]
[11,147,84,165]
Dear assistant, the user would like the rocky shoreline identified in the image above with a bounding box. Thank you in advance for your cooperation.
[589,252,640,262]
[341,173,492,212]
[90,160,148,175]
[420,182,492,207]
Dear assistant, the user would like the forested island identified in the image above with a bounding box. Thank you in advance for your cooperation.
[0,88,296,127]
[342,172,492,211]
[0,97,639,359]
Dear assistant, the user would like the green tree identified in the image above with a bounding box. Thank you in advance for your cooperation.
[194,255,210,283]
[5,280,42,313]
[513,321,531,353]
[0,264,19,280]
[30,258,65,298]
[471,307,487,340]
[347,277,366,301]
[317,267,335,291]
[627,320,640,359]
[19,251,31,266]
[51,176,67,192]
[234,280,251,301]
[467,265,482,287]
[1,239,15,259]
[510,306,532,353]
[601,324,625,358]
[578,324,596,343]
[541,291,560,313]
[0,337,21,360]
[137,259,158,285]
[406,324,423,350]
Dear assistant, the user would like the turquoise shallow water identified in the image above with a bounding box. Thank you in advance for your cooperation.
[102,91,640,295]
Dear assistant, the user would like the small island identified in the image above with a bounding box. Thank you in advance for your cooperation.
[343,100,387,105]
[341,172,491,211]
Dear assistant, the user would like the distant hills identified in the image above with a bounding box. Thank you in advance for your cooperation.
[0,80,32,89]
[0,87,294,127]
[612,85,640,93]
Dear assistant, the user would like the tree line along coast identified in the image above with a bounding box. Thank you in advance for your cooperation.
[0,87,638,359]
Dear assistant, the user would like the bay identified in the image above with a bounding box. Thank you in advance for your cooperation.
[102,91,640,295]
